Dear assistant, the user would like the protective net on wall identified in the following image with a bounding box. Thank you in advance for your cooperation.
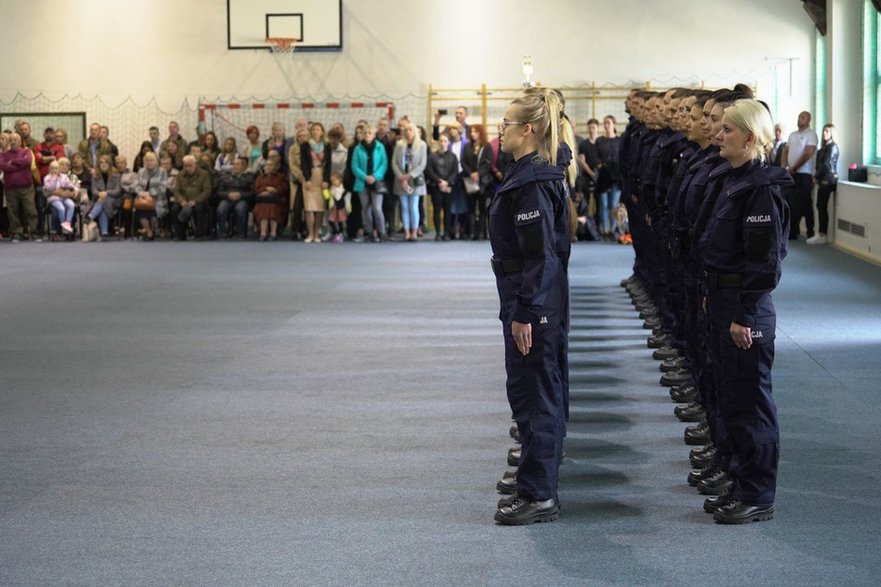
[199,100,396,149]
[0,93,198,167]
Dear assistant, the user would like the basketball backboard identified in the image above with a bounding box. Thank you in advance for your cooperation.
[227,0,342,51]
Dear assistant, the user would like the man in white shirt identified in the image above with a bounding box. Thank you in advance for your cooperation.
[781,111,818,240]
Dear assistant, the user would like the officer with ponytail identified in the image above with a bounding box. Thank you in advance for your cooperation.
[489,88,571,525]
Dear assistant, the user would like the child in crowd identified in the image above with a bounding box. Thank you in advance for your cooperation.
[43,160,77,238]
[327,172,347,243]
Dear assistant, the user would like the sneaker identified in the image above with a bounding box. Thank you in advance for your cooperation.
[806,234,827,245]
[11,235,21,243]
[60,221,73,234]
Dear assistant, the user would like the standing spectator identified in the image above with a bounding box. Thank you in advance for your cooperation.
[300,123,331,243]
[215,137,239,174]
[134,152,167,240]
[351,124,388,243]
[287,127,309,240]
[0,133,39,242]
[35,127,65,180]
[89,155,121,238]
[460,124,493,240]
[216,156,254,239]
[808,123,839,245]
[100,126,120,159]
[426,133,458,240]
[43,160,77,238]
[344,124,365,240]
[77,123,113,170]
[595,115,622,238]
[432,106,470,142]
[392,123,428,242]
[241,125,263,172]
[17,121,39,150]
[172,155,211,241]
[446,124,468,238]
[202,131,221,165]
[253,157,289,241]
[55,128,74,160]
[326,127,348,177]
[577,118,601,215]
[770,123,786,167]
[148,126,162,155]
[160,121,188,157]
[781,111,818,240]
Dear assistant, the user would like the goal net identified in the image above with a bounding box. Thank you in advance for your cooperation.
[199,101,396,147]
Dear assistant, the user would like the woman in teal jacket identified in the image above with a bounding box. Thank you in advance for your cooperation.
[352,124,389,242]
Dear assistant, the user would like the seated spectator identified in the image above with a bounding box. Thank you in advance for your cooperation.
[43,160,77,238]
[253,157,289,241]
[115,155,138,237]
[88,155,121,238]
[172,155,211,241]
[134,152,168,241]
[133,141,155,172]
[215,137,239,174]
[216,156,255,239]
[69,152,92,218]
[242,125,263,173]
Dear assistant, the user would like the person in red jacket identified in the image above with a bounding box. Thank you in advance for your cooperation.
[35,127,66,180]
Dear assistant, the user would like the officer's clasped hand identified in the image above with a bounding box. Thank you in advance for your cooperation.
[511,321,532,356]
[730,322,753,350]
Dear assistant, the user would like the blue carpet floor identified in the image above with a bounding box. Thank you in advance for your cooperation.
[1,238,879,586]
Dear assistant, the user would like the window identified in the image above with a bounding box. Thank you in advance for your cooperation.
[864,1,880,165]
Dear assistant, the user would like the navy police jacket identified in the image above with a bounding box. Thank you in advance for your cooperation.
[697,160,792,327]
[489,147,571,329]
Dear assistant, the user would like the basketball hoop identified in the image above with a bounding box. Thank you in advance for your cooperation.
[266,37,298,61]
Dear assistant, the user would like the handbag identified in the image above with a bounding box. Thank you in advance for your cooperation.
[134,194,155,210]
[848,166,867,182]
[463,176,480,194]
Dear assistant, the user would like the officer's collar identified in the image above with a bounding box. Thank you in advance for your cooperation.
[497,152,564,195]
[708,160,732,180]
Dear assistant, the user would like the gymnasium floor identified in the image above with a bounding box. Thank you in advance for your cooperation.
[1,238,879,586]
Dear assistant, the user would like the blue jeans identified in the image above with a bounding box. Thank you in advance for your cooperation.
[399,194,420,231]
[89,199,109,235]
[597,185,621,234]
[217,199,250,237]
[48,197,75,226]
[359,189,385,234]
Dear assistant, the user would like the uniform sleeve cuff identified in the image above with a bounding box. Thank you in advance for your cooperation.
[734,309,756,328]
[511,305,535,324]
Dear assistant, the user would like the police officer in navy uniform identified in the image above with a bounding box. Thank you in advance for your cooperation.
[697,99,791,524]
[489,88,571,525]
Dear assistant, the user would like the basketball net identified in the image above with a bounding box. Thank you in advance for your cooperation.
[266,37,298,62]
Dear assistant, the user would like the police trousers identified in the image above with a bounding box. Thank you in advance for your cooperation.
[504,322,566,501]
[707,289,779,506]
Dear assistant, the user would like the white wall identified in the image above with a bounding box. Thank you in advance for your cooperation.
[0,0,816,156]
